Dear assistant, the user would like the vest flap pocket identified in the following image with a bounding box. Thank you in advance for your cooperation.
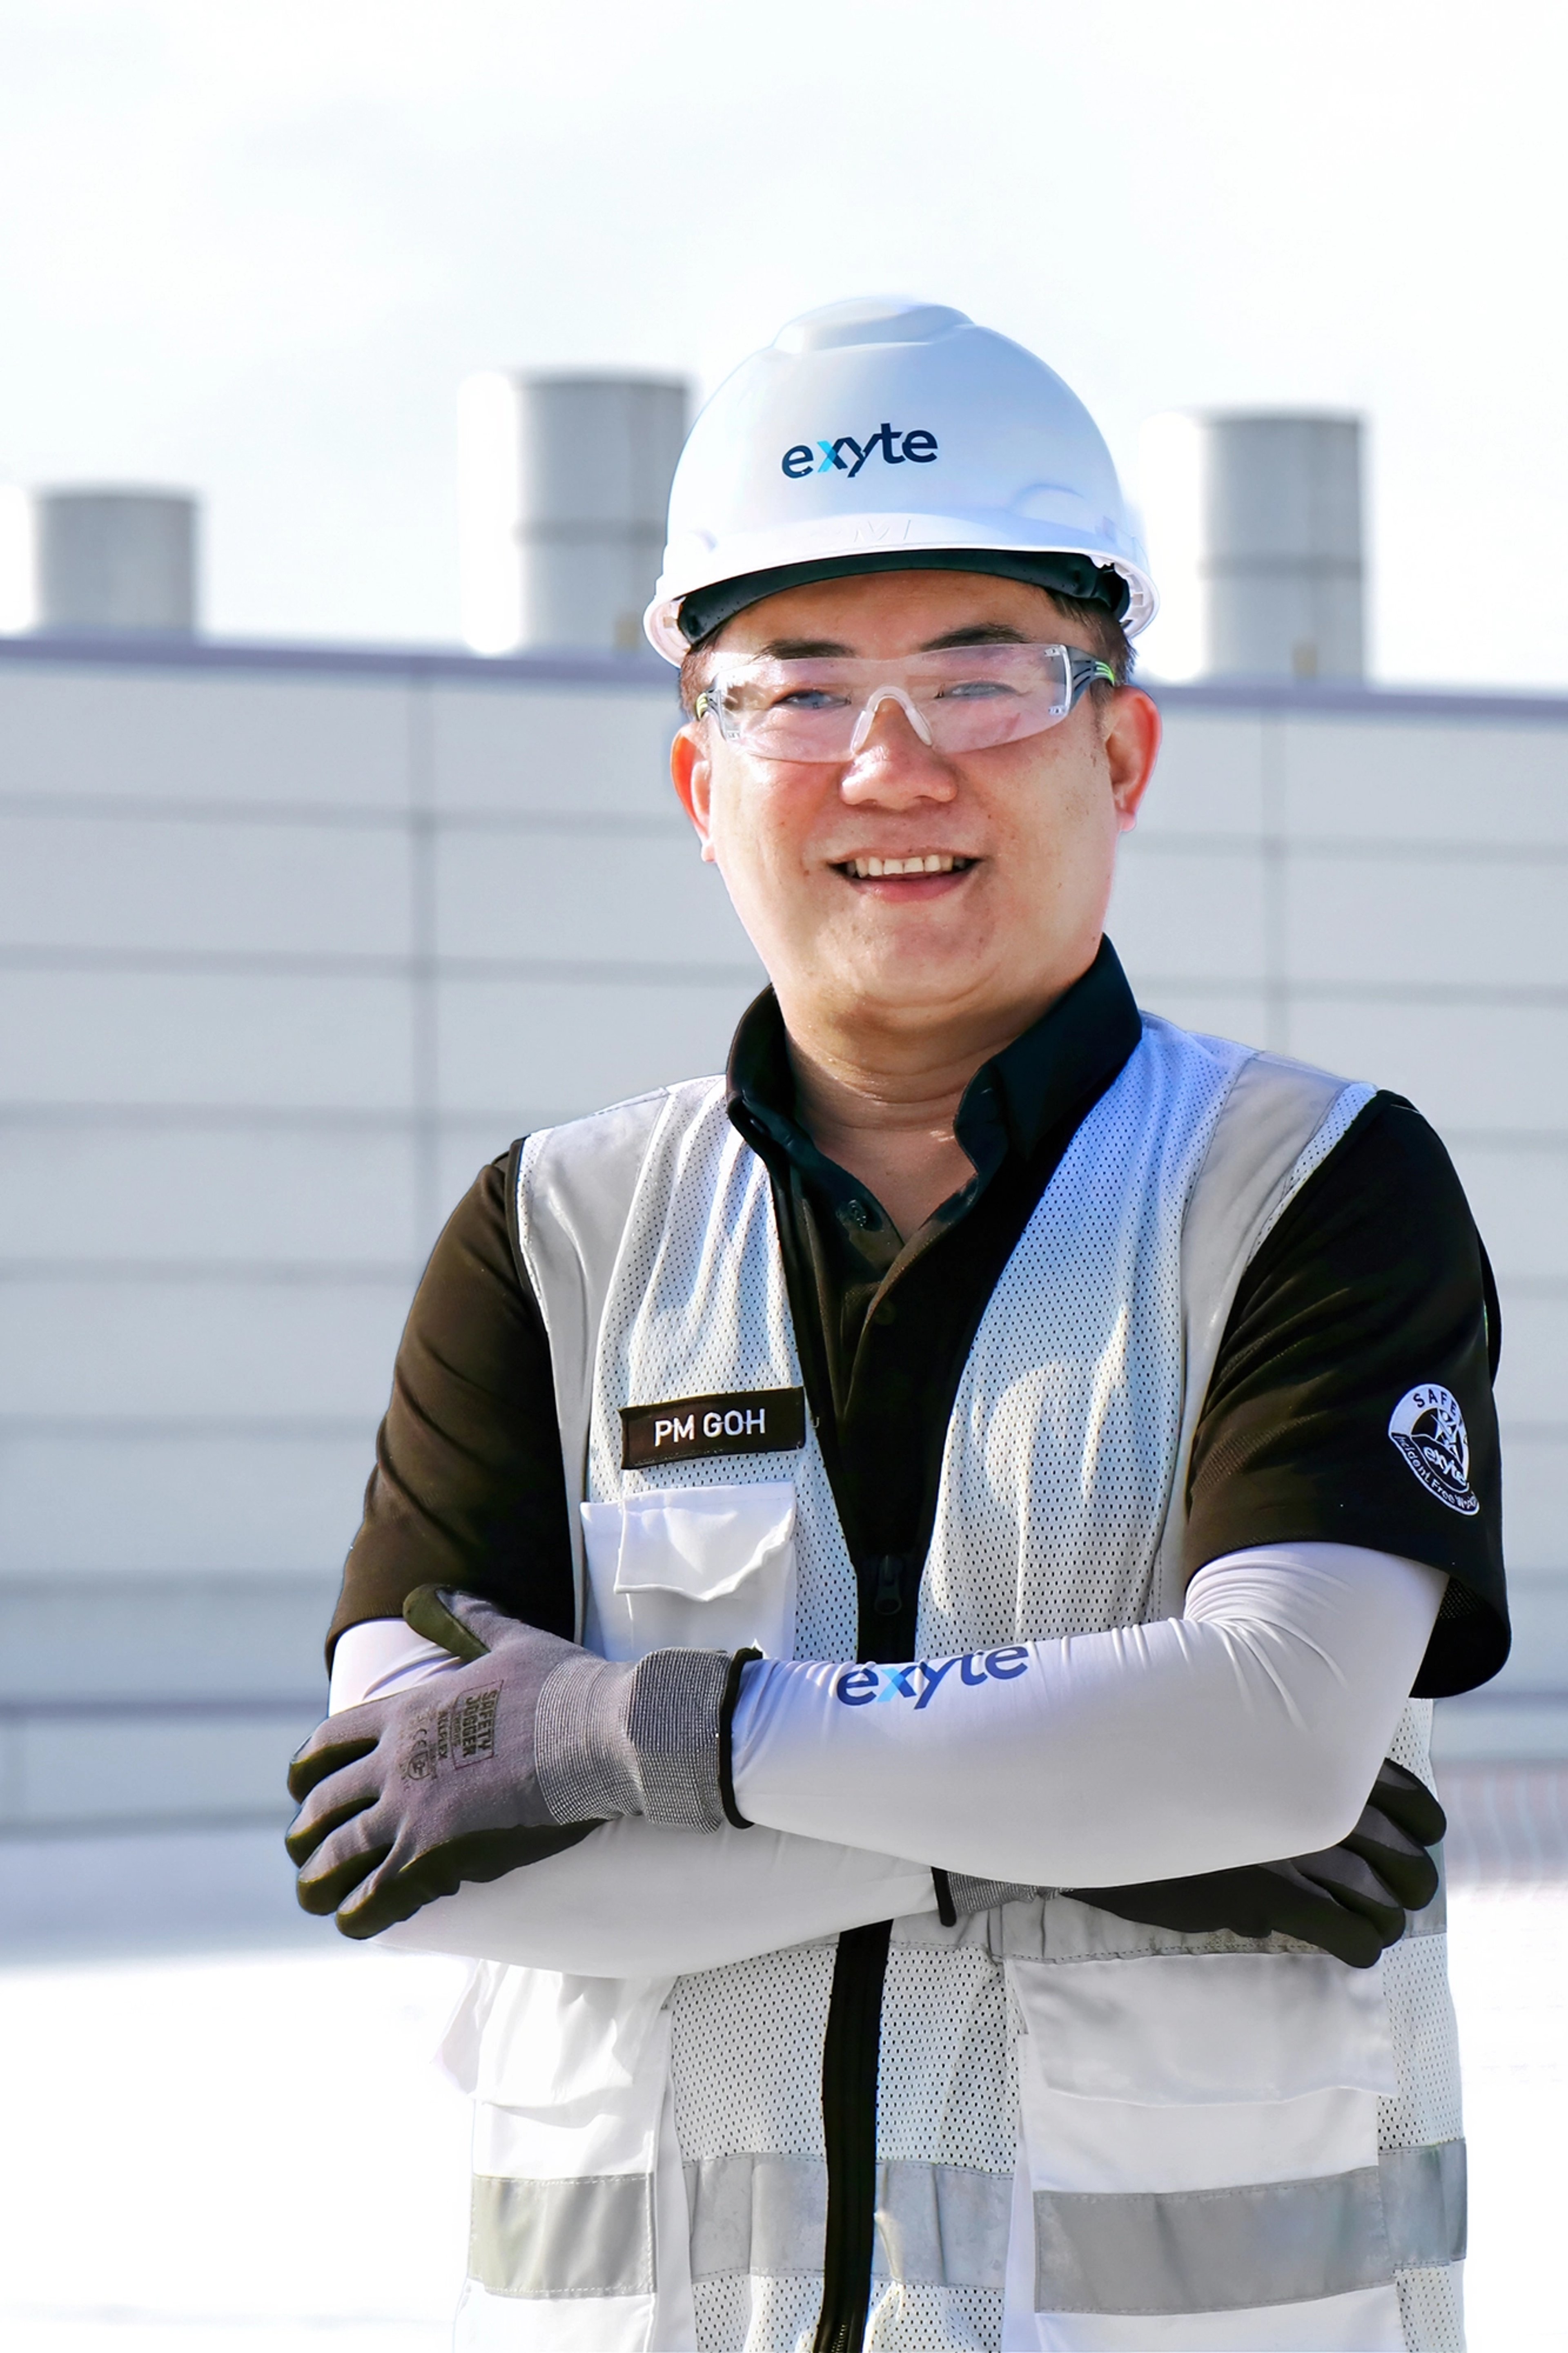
[476,1967,674,2111]
[581,1483,798,1661]
[1012,1952,1396,2105]
[594,1480,796,1599]
[472,1969,676,2186]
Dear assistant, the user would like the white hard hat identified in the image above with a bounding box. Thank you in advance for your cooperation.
[644,297,1155,662]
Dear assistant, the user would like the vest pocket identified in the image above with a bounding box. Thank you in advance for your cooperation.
[1006,1952,1403,2348]
[1015,1951,1396,2108]
[581,1481,797,1662]
[460,1969,689,2351]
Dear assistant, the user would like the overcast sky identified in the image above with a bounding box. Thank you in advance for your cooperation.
[0,0,1563,686]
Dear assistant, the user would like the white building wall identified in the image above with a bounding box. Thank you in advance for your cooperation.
[0,643,1562,1855]
[0,639,760,1846]
[1111,684,1568,1759]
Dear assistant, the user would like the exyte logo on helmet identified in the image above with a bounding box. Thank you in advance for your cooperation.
[780,423,938,480]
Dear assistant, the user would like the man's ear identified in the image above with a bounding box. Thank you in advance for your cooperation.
[671,723,718,863]
[1103,688,1161,833]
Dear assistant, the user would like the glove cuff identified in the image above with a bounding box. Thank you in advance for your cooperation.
[535,1648,735,1832]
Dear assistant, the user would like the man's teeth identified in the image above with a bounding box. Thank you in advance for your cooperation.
[846,854,967,879]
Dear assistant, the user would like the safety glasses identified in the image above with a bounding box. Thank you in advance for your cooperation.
[693,642,1116,764]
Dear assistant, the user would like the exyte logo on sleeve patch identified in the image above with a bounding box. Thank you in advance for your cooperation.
[1388,1384,1479,1516]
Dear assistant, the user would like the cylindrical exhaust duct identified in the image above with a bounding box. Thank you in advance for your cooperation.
[460,372,688,654]
[35,488,199,634]
[1200,415,1364,680]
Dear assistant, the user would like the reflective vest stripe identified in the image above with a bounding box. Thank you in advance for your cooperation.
[467,2141,1464,2309]
[1033,2141,1466,2317]
[685,2153,1012,2289]
[470,2172,655,2300]
[1379,2138,1468,2271]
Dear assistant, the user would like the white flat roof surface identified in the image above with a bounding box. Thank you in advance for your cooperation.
[1,1884,1564,2350]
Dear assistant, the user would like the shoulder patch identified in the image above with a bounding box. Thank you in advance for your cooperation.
[1388,1384,1479,1516]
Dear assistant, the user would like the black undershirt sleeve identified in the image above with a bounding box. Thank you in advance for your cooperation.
[1184,1093,1508,1698]
[324,1145,576,1665]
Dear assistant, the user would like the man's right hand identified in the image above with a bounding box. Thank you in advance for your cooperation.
[1069,1756,1446,1968]
[285,1584,745,1940]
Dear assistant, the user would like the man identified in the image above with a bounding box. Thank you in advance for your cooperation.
[288,300,1506,2353]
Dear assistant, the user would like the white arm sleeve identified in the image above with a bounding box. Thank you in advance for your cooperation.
[327,1619,932,1976]
[729,1544,1446,1889]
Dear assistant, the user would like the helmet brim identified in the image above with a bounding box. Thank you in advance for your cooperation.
[646,529,1156,663]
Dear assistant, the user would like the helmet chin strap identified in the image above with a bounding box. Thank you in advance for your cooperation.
[848,686,935,756]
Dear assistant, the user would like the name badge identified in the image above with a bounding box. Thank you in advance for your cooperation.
[620,1387,807,1470]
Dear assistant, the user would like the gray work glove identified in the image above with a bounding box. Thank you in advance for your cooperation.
[1069,1757,1445,1969]
[285,1586,746,1940]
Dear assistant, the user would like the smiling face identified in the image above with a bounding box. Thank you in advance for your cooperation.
[670,568,1161,1077]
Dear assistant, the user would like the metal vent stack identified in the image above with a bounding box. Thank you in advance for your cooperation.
[36,488,200,633]
[1200,414,1365,680]
[460,372,688,655]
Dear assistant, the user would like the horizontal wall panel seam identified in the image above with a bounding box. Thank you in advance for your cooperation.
[1129,834,1568,867]
[0,1415,375,1439]
[0,1260,422,1286]
[0,1106,503,1131]
[0,796,689,836]
[0,633,680,691]
[0,1807,294,1842]
[0,1698,322,1720]
[1441,1691,1568,1711]
[0,946,759,984]
[1124,975,1568,1011]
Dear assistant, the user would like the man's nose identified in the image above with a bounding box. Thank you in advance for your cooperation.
[839,693,958,803]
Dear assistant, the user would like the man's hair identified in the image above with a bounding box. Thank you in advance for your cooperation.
[678,584,1133,718]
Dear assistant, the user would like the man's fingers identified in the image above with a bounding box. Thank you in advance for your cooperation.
[1074,1862,1397,1967]
[1289,1848,1407,1945]
[287,1708,384,1803]
[1368,1758,1447,1850]
[294,1809,395,1916]
[284,1760,381,1867]
[334,1820,601,1941]
[1342,1815,1440,1913]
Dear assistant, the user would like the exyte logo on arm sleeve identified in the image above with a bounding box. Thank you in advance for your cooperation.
[780,424,940,478]
[834,1648,1030,1708]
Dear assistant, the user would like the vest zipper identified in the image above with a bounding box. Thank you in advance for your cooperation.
[808,1550,923,2341]
[811,1918,893,2353]
[871,1552,904,1618]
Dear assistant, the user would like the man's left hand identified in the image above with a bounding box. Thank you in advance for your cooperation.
[1069,1756,1446,1968]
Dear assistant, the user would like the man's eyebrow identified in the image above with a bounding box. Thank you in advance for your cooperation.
[752,636,856,660]
[918,624,1034,650]
[742,624,1036,660]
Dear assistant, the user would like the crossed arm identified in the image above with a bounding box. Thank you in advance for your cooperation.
[323,1542,1445,1977]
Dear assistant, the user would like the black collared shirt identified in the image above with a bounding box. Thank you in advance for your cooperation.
[723,941,1145,1655]
[330,940,1508,1695]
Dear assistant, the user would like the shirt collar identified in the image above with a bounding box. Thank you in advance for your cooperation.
[725,936,1143,1196]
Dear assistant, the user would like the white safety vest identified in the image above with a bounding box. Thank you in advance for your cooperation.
[448,1017,1466,2353]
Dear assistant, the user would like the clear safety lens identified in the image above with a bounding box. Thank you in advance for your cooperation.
[695,643,1114,763]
